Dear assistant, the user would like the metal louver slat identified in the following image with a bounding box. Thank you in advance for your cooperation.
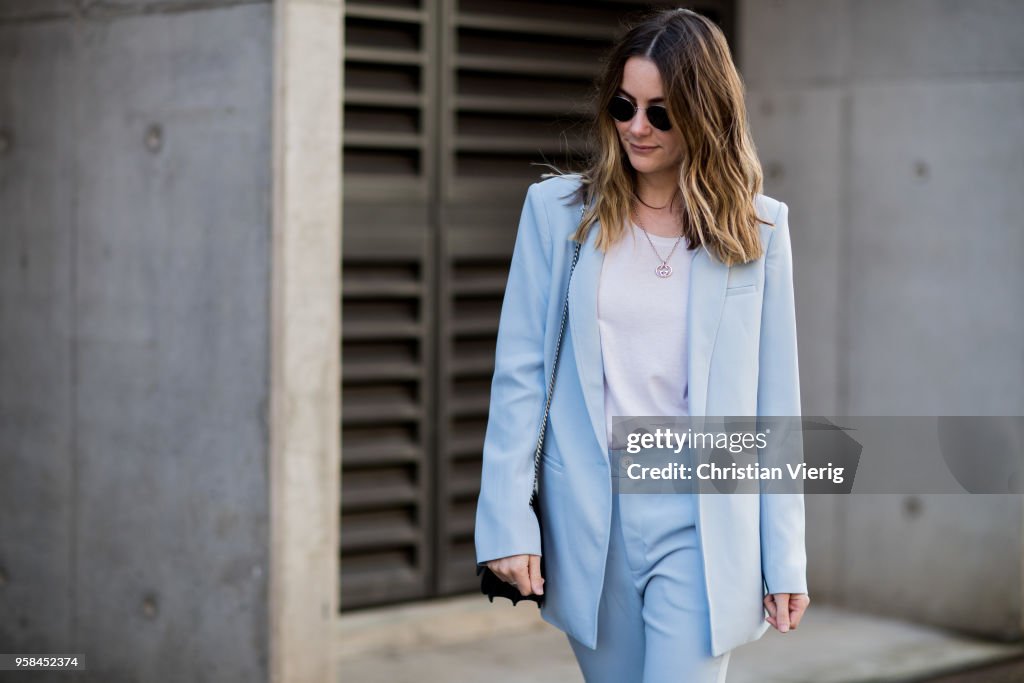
[345,2,427,24]
[342,480,420,511]
[450,340,496,379]
[342,513,421,553]
[344,443,423,468]
[447,428,486,459]
[343,361,422,383]
[456,13,619,40]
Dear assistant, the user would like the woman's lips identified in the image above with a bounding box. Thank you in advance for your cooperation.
[629,143,657,154]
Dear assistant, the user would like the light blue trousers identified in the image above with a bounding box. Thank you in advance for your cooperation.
[567,488,731,683]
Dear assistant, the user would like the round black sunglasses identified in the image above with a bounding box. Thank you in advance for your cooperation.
[607,95,672,131]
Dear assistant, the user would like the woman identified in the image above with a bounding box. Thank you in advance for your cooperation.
[474,8,809,682]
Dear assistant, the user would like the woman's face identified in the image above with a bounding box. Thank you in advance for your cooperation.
[613,56,686,179]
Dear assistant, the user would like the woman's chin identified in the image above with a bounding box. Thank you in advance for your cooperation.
[630,159,665,175]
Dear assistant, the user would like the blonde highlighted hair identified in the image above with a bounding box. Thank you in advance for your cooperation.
[540,7,772,266]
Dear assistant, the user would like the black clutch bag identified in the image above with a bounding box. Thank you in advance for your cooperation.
[477,208,584,607]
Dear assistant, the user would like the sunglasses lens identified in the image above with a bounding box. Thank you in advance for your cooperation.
[607,97,635,122]
[647,106,672,131]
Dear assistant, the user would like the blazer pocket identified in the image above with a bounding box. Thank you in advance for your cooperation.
[725,283,758,296]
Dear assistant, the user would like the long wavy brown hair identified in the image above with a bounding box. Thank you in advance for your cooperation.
[540,7,772,265]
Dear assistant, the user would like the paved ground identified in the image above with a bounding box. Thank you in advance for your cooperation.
[336,602,1024,683]
[926,658,1024,683]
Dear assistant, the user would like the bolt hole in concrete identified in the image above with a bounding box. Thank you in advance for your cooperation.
[142,593,159,619]
[145,124,163,153]
[903,495,924,518]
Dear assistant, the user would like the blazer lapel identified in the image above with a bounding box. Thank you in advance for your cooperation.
[686,245,730,417]
[567,224,608,461]
[567,220,730,464]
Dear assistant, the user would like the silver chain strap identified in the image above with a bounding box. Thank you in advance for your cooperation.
[530,203,585,507]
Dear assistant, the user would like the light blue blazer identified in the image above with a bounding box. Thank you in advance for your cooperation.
[474,174,808,657]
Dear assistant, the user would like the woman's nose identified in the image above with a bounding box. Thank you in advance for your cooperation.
[629,110,652,135]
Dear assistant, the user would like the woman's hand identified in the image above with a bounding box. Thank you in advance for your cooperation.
[763,592,809,633]
[486,554,545,597]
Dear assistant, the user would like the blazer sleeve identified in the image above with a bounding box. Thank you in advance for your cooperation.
[757,201,809,596]
[474,182,553,567]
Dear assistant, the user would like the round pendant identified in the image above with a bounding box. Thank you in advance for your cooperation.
[655,263,673,278]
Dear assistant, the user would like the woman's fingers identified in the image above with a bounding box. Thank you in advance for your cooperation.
[512,559,533,595]
[487,554,541,595]
[529,554,545,595]
[788,594,810,629]
[488,559,515,585]
[764,593,785,632]
[773,594,791,632]
[762,593,777,620]
[764,593,811,632]
[485,558,511,584]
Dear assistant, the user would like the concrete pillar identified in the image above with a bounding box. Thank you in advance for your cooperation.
[269,0,343,681]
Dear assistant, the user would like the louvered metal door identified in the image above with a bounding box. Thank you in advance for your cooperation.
[342,0,737,610]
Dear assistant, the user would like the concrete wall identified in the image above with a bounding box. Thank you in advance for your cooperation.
[740,0,1024,640]
[0,1,275,680]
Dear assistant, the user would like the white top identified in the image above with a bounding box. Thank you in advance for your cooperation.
[597,221,693,448]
